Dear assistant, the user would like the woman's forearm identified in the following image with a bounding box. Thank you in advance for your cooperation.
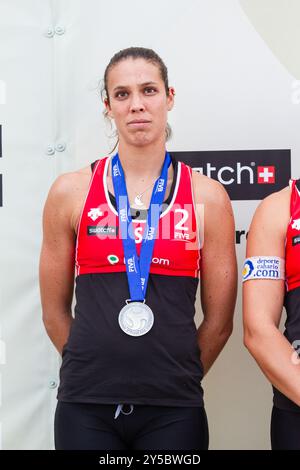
[43,311,73,355]
[197,319,233,375]
[245,325,300,406]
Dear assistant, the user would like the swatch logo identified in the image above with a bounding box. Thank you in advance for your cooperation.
[173,150,290,200]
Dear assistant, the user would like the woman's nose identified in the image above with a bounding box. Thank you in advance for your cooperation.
[129,93,145,112]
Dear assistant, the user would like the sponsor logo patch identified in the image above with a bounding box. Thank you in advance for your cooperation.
[88,208,103,221]
[292,235,300,246]
[107,254,119,265]
[242,259,255,280]
[242,256,284,281]
[87,225,118,236]
[292,218,300,231]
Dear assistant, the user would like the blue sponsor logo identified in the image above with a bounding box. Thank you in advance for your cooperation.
[242,259,254,280]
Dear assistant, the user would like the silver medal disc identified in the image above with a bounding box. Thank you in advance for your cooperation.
[118,302,154,336]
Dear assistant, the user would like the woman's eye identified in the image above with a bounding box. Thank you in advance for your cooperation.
[115,91,128,99]
[144,87,156,94]
[114,88,156,99]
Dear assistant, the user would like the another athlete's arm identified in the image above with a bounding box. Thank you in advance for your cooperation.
[39,174,77,355]
[243,187,300,406]
[193,173,237,375]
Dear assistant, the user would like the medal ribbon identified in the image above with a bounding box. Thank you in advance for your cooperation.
[112,152,171,301]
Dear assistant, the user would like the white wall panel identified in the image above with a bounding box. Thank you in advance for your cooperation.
[0,0,299,449]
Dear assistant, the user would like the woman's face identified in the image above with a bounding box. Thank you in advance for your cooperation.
[105,58,174,148]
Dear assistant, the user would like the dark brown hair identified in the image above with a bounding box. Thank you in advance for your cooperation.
[103,46,169,103]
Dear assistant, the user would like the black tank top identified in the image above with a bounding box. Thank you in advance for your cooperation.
[57,155,204,407]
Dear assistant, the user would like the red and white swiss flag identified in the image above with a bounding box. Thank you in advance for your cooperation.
[257,166,275,184]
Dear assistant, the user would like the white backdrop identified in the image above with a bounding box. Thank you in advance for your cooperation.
[0,0,300,450]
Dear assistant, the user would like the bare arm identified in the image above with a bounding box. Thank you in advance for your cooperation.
[39,174,77,355]
[193,173,237,375]
[243,187,300,406]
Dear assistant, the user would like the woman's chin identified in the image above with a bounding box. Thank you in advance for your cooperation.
[129,133,153,147]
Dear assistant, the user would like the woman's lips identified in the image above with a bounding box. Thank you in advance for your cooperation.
[127,120,151,127]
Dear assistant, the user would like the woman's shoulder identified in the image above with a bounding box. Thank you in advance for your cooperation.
[48,164,92,198]
[191,169,231,207]
[43,164,94,234]
[248,186,291,243]
[254,185,290,216]
[44,164,93,221]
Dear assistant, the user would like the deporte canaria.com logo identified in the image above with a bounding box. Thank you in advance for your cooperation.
[242,259,254,280]
[242,257,283,282]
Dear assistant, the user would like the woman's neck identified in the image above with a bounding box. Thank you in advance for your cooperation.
[106,141,174,207]
[116,141,167,180]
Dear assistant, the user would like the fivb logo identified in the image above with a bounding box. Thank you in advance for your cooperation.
[112,162,121,177]
[127,256,137,273]
[146,226,155,240]
[120,207,127,223]
[156,178,164,192]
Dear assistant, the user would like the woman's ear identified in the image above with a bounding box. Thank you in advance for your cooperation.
[169,87,176,97]
[167,87,175,111]
[104,98,113,118]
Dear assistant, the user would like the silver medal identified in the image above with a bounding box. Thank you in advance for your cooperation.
[118,302,154,336]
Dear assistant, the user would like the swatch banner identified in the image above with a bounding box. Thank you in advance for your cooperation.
[173,150,291,200]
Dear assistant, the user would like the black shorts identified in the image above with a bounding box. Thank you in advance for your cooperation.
[271,405,300,450]
[54,401,209,450]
